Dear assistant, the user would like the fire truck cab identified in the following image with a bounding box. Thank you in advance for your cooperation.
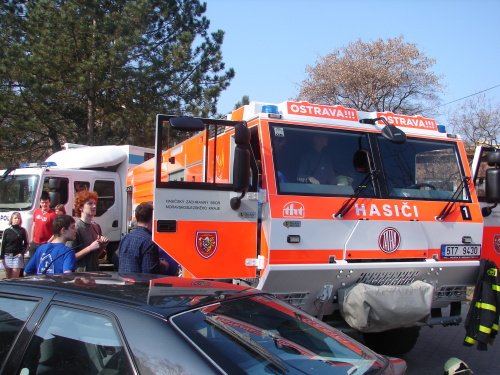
[143,101,483,354]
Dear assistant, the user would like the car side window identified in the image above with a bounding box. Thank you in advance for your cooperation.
[0,296,38,361]
[19,305,134,375]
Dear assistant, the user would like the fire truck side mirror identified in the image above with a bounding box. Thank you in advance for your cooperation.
[381,124,407,144]
[360,117,407,144]
[169,117,205,132]
[485,151,500,204]
[232,123,251,193]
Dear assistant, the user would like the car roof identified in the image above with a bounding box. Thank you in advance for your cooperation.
[0,272,261,316]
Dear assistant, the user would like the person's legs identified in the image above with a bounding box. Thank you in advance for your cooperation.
[11,268,21,278]
[4,255,23,278]
[4,266,13,279]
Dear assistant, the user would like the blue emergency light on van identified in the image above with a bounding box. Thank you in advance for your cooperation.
[437,125,446,133]
[20,162,57,168]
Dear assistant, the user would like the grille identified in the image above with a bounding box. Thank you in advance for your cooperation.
[356,270,419,286]
[436,285,468,300]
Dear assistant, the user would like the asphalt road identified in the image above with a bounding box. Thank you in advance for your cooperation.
[1,270,498,374]
[401,302,500,375]
[349,301,500,374]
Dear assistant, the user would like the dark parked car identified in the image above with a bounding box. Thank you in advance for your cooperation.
[0,272,406,374]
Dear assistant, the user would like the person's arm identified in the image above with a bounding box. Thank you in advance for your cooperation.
[296,154,308,181]
[97,235,109,258]
[0,228,6,257]
[296,153,319,183]
[22,228,29,253]
[74,240,101,261]
[63,250,76,273]
[30,221,35,242]
[141,244,164,274]
[67,229,101,261]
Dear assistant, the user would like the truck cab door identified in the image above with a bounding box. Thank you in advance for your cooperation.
[471,146,500,260]
[153,115,259,279]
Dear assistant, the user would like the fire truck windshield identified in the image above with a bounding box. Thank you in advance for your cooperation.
[0,174,39,210]
[271,124,468,202]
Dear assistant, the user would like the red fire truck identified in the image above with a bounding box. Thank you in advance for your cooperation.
[128,101,485,354]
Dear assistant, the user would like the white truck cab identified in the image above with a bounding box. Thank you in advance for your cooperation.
[0,144,154,266]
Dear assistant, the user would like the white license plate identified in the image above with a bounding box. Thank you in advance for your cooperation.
[441,245,481,259]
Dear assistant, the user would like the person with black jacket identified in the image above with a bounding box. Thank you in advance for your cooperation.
[464,258,500,350]
[0,212,29,278]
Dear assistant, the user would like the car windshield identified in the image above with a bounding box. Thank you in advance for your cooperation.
[172,294,386,374]
[0,174,39,210]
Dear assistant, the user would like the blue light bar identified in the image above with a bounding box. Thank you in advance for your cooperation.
[437,125,446,133]
[261,105,279,114]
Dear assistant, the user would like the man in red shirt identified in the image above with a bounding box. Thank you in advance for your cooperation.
[28,191,57,257]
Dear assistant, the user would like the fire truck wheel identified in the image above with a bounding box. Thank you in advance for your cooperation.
[361,326,420,356]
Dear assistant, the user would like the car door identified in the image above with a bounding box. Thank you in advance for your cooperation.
[0,287,135,375]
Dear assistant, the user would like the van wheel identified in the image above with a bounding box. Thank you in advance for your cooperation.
[362,326,420,356]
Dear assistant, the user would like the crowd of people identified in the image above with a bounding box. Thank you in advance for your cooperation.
[0,190,178,277]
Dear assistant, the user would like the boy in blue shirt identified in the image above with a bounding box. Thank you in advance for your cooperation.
[25,215,77,275]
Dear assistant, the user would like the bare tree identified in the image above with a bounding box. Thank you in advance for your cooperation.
[447,94,500,147]
[296,35,444,116]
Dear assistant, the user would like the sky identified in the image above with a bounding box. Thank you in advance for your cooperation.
[204,0,500,124]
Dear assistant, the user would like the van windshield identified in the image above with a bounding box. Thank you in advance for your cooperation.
[0,174,39,210]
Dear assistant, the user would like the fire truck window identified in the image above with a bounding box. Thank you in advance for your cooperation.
[93,180,115,217]
[474,152,489,200]
[273,126,373,197]
[379,137,468,201]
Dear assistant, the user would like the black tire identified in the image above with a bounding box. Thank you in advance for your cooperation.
[362,326,420,356]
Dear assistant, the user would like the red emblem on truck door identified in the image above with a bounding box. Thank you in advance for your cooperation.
[195,231,218,259]
[378,227,401,254]
[494,234,500,255]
